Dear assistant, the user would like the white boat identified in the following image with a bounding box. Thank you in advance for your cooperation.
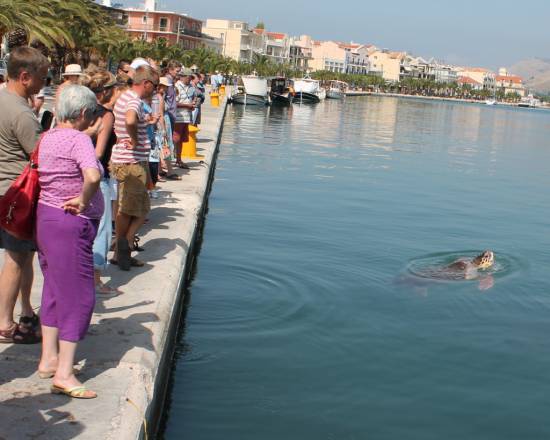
[326,80,348,99]
[518,94,541,108]
[230,76,269,105]
[485,99,497,106]
[293,78,326,103]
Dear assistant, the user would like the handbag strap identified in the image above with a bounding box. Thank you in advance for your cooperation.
[30,132,46,167]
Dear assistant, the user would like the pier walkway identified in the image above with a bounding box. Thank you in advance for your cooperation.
[0,97,227,440]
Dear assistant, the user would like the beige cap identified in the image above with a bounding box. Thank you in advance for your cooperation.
[62,64,84,76]
[159,76,172,87]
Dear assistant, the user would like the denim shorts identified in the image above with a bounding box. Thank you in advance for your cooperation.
[0,228,36,252]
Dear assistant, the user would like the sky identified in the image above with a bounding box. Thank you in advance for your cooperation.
[123,0,550,69]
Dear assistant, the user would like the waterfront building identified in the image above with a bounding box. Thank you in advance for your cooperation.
[310,40,347,73]
[495,68,526,97]
[340,43,371,74]
[457,67,496,91]
[432,62,459,83]
[289,35,313,71]
[123,1,219,51]
[253,29,291,64]
[401,56,435,81]
[368,49,406,82]
[310,40,371,74]
[457,75,483,90]
[202,19,264,63]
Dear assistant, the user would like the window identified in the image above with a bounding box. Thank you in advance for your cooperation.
[142,16,147,23]
[159,17,168,31]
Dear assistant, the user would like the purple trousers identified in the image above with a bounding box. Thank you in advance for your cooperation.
[36,203,98,342]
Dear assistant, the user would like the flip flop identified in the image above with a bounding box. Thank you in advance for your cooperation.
[51,385,97,399]
[95,282,123,296]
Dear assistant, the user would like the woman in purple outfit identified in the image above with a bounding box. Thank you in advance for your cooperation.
[36,85,103,399]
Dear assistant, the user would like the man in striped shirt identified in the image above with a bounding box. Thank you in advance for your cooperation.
[111,65,159,271]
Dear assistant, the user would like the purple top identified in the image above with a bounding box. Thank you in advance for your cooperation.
[165,73,177,120]
[38,128,104,219]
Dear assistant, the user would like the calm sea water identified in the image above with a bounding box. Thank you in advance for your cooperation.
[161,97,550,440]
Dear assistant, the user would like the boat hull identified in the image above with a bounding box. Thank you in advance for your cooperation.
[294,92,320,104]
[270,92,293,106]
[326,90,345,99]
[231,93,268,105]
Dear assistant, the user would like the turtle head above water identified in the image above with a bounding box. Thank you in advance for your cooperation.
[472,250,494,269]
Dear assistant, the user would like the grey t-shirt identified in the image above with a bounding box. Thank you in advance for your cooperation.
[0,88,41,196]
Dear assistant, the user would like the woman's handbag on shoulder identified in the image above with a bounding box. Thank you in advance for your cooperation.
[0,136,43,241]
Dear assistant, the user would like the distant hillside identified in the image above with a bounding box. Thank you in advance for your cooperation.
[508,58,550,93]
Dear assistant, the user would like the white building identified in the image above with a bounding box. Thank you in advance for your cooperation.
[202,19,264,62]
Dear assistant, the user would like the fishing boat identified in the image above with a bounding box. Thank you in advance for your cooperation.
[230,76,269,105]
[326,80,348,99]
[269,77,294,105]
[485,99,497,106]
[518,94,541,108]
[293,77,325,103]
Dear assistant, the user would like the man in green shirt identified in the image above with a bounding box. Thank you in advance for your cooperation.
[0,47,48,344]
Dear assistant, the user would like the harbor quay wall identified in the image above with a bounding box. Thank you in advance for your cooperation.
[0,96,228,440]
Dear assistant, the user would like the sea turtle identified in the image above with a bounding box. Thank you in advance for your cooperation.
[395,250,496,294]
[444,250,495,279]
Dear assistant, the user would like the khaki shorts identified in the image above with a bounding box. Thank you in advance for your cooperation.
[111,162,150,218]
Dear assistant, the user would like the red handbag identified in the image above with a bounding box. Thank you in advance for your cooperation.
[0,135,43,241]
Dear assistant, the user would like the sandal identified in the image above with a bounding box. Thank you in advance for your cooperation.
[19,313,41,338]
[51,385,97,399]
[167,174,182,181]
[109,257,145,267]
[132,236,145,252]
[176,161,189,169]
[95,281,122,296]
[0,323,17,343]
[0,320,42,344]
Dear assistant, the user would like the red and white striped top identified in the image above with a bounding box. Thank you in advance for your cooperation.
[111,90,150,164]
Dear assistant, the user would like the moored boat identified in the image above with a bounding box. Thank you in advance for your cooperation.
[269,77,294,105]
[230,76,269,105]
[326,80,348,99]
[293,78,325,103]
[518,94,541,108]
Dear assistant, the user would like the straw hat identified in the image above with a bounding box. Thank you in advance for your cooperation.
[159,76,172,87]
[62,64,83,77]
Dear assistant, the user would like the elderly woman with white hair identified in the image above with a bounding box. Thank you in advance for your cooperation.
[36,85,103,399]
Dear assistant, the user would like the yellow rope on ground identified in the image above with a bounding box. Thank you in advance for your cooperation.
[126,397,148,440]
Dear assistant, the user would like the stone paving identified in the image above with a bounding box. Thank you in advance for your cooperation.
[0,96,227,440]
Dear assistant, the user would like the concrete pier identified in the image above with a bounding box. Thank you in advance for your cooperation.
[0,97,227,439]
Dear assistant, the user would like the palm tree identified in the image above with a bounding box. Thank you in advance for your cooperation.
[0,0,89,50]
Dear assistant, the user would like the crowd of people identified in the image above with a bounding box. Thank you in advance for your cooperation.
[0,46,214,399]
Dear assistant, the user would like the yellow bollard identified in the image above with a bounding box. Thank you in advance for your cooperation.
[210,92,219,107]
[181,124,204,161]
[219,84,226,96]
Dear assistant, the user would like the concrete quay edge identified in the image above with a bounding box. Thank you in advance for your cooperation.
[0,96,228,440]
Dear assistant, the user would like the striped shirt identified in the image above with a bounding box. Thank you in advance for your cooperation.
[111,90,150,163]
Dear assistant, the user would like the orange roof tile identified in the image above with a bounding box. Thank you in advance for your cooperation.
[458,76,482,85]
[495,75,522,84]
[267,32,286,39]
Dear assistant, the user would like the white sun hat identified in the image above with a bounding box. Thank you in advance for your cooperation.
[62,64,84,76]
[130,58,150,70]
